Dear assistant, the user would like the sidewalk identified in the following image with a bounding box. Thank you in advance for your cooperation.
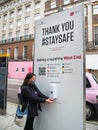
[0,102,23,130]
[0,102,98,130]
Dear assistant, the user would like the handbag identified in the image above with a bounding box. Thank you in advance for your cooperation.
[14,105,28,127]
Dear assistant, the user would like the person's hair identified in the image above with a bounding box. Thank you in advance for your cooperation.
[22,73,36,85]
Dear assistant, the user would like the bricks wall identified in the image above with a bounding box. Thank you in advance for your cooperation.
[0,39,34,60]
[56,0,64,7]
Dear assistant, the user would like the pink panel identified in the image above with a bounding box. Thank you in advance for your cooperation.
[8,61,33,79]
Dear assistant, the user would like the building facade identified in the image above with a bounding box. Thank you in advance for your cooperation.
[0,0,47,60]
[45,0,98,55]
[0,0,98,60]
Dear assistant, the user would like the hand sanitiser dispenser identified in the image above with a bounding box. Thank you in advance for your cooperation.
[49,83,57,99]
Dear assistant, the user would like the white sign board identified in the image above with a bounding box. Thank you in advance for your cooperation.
[34,4,85,130]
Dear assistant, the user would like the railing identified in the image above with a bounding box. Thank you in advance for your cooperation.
[0,34,34,44]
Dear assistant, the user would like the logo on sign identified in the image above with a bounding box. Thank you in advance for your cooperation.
[70,12,74,16]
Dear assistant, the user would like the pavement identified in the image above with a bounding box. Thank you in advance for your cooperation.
[0,102,23,130]
[0,102,98,130]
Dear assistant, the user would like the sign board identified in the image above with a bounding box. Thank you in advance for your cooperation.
[34,5,85,130]
[0,54,9,114]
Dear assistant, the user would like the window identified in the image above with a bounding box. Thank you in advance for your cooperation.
[17,8,22,15]
[3,24,6,30]
[0,49,4,54]
[93,4,98,15]
[16,30,20,37]
[9,32,12,39]
[4,14,7,20]
[25,16,30,24]
[10,11,14,18]
[51,0,56,8]
[92,74,98,84]
[7,48,11,56]
[86,78,91,88]
[26,5,31,12]
[14,47,19,59]
[9,22,13,28]
[34,14,41,20]
[24,28,29,36]
[17,19,21,26]
[94,26,98,45]
[23,46,28,59]
[2,34,5,40]
[64,0,70,5]
[35,2,41,9]
[24,28,29,39]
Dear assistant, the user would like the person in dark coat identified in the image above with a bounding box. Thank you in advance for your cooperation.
[21,72,53,130]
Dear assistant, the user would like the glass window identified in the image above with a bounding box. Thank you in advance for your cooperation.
[7,48,11,56]
[24,28,29,36]
[23,46,28,59]
[34,14,41,20]
[17,8,22,15]
[3,24,6,30]
[51,0,56,8]
[9,32,12,39]
[10,11,14,18]
[17,19,21,26]
[35,2,41,9]
[26,5,31,12]
[64,0,70,5]
[25,16,30,24]
[14,47,19,59]
[4,14,7,20]
[94,26,98,45]
[2,34,5,40]
[86,78,91,88]
[93,4,98,15]
[0,49,4,54]
[16,30,20,37]
[92,74,98,84]
[9,22,13,28]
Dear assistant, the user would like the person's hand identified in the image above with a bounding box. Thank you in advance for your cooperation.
[45,98,54,103]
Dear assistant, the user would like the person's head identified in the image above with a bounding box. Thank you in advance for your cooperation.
[23,73,36,85]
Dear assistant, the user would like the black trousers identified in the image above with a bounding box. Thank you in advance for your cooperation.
[24,116,35,130]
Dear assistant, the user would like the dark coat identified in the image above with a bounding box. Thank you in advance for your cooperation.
[21,83,49,117]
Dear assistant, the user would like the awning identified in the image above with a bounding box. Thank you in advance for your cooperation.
[86,54,98,70]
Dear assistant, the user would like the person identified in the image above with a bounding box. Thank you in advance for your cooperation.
[21,72,53,130]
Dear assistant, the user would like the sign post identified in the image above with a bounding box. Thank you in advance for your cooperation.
[34,5,85,130]
[0,54,9,114]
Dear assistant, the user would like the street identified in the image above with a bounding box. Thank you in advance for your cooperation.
[7,84,19,104]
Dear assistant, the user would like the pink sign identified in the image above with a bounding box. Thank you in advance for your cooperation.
[8,61,33,79]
